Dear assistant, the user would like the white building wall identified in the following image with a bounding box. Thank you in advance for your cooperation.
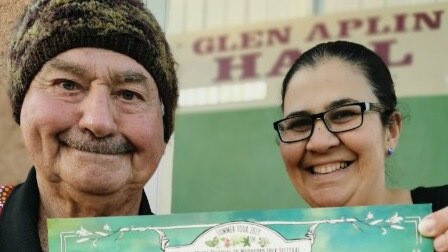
[165,0,443,35]
[142,0,174,215]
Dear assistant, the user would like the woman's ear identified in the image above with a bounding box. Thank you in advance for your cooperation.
[386,111,402,149]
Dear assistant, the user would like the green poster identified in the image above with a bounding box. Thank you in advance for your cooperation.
[48,204,432,252]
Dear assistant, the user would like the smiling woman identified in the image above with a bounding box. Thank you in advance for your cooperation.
[273,40,448,251]
[278,49,402,208]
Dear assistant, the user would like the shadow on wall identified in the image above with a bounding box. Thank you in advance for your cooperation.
[0,0,32,184]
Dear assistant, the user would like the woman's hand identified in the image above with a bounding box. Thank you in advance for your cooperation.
[419,206,448,251]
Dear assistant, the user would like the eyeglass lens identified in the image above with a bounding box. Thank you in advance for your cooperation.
[278,104,364,142]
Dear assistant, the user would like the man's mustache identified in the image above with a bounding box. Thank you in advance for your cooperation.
[58,130,135,154]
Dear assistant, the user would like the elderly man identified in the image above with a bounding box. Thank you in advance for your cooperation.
[0,0,178,251]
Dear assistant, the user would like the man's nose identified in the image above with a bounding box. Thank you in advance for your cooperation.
[79,86,118,138]
[306,119,340,153]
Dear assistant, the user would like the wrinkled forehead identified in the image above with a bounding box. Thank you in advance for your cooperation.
[283,59,377,115]
[39,48,158,89]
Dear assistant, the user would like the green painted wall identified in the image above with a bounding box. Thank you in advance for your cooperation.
[172,95,448,213]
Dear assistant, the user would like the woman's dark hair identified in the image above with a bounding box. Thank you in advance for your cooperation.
[281,40,397,125]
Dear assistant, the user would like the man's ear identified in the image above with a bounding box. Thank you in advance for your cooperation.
[386,111,402,149]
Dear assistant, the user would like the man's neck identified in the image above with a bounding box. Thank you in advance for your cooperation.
[37,183,143,250]
[38,205,49,252]
[39,188,143,216]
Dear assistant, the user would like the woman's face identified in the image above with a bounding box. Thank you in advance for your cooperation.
[280,58,398,207]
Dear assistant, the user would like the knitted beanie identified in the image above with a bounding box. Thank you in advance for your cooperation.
[8,0,178,143]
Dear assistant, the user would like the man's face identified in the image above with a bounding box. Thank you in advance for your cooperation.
[20,48,166,195]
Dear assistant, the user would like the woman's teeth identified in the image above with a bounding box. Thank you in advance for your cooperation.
[311,162,349,175]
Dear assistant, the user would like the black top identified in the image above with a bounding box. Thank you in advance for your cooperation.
[411,185,448,212]
[0,167,153,252]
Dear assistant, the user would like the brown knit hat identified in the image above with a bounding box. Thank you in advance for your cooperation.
[8,0,178,143]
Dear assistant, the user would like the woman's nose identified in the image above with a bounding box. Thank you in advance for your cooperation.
[305,119,340,153]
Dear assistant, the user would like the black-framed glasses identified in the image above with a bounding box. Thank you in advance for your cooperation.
[273,102,383,143]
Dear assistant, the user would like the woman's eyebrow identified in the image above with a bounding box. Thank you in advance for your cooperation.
[285,98,360,118]
[326,98,359,110]
[285,110,311,118]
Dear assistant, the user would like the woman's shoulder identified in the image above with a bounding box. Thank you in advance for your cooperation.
[0,185,15,216]
[411,185,448,212]
[412,184,448,195]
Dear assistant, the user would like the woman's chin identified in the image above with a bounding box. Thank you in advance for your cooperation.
[306,191,351,208]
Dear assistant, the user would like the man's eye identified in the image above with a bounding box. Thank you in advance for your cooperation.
[58,80,78,91]
[119,90,141,101]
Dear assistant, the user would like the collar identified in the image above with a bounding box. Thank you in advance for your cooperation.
[0,167,153,251]
[0,167,40,251]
